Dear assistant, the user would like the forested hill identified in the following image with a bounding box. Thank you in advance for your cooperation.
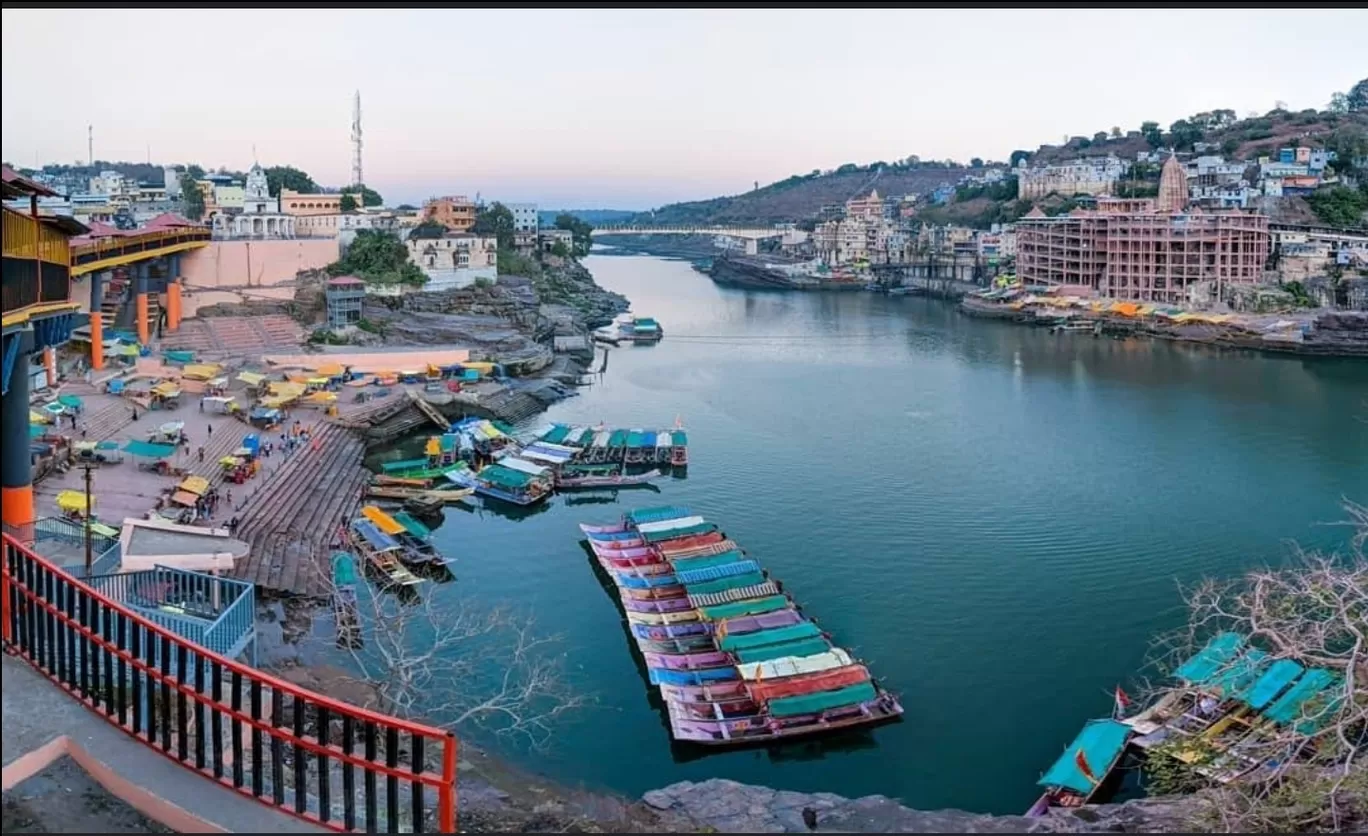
[627,164,962,227]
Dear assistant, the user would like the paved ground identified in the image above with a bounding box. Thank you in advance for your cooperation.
[2,654,326,833]
[3,757,172,834]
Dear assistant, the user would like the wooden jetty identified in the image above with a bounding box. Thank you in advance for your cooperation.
[231,422,373,597]
[407,389,452,432]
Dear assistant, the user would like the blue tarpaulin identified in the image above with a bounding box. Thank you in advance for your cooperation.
[1174,632,1245,685]
[1237,658,1304,710]
[1038,719,1131,795]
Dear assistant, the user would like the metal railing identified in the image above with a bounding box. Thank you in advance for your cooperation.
[2,533,457,832]
[70,227,212,268]
[32,516,119,556]
[83,566,255,658]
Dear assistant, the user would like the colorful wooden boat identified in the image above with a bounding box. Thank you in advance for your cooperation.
[558,468,662,490]
[1026,719,1133,816]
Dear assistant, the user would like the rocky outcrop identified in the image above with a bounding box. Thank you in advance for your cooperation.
[523,260,630,328]
[641,779,1202,834]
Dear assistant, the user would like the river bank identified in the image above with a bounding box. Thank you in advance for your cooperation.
[960,295,1368,357]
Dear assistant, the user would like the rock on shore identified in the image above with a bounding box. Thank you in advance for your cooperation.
[641,779,1201,833]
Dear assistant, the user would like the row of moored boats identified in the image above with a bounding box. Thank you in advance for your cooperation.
[580,505,903,745]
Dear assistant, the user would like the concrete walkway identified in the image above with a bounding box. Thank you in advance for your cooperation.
[1,654,326,833]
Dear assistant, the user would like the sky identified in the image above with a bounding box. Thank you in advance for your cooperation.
[2,9,1365,210]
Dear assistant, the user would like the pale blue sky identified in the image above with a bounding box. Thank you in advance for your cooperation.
[3,8,1364,209]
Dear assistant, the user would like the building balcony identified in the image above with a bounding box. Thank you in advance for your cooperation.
[2,207,80,330]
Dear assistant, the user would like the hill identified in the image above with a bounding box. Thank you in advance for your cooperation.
[627,164,967,227]
[629,97,1368,229]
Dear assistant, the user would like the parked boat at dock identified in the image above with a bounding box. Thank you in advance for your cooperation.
[447,457,554,506]
[576,505,902,746]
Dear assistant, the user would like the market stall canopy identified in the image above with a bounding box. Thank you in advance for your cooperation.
[315,363,345,377]
[122,440,177,459]
[170,490,200,507]
[56,490,91,514]
[178,475,210,496]
[181,363,222,381]
[237,371,266,386]
[58,394,84,409]
[151,382,182,398]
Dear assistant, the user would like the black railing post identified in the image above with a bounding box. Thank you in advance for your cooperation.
[317,706,332,825]
[292,697,307,814]
[211,662,225,779]
[342,715,357,831]
[364,721,379,833]
[385,726,400,834]
[411,734,426,833]
[270,689,285,806]
[250,679,264,796]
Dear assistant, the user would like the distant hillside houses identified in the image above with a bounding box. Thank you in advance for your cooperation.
[1016,154,1130,200]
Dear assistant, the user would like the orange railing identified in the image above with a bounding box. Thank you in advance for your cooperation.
[2,533,457,833]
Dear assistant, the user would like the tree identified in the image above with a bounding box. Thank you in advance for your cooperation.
[1329,92,1350,114]
[395,203,418,211]
[327,229,426,286]
[1141,120,1164,148]
[1111,126,1123,139]
[471,202,516,250]
[342,184,383,207]
[1349,77,1368,113]
[553,212,594,257]
[549,240,570,258]
[1168,118,1204,151]
[1009,149,1032,167]
[264,165,318,197]
[339,193,358,213]
[1221,137,1243,158]
[970,157,984,168]
[1094,131,1110,144]
[319,574,589,748]
[1305,186,1368,228]
[1137,500,1367,833]
[185,164,205,180]
[179,173,205,220]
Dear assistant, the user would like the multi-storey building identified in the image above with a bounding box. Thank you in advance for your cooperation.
[422,196,477,232]
[1016,163,1269,304]
[1017,154,1129,200]
[507,203,538,233]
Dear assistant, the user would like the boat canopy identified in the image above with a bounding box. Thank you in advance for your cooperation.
[699,595,791,622]
[478,464,534,489]
[542,425,571,444]
[351,519,401,552]
[393,511,432,540]
[642,431,657,447]
[718,621,821,653]
[521,443,577,465]
[608,430,628,448]
[1202,649,1269,698]
[1237,658,1304,710]
[641,522,717,543]
[672,430,688,446]
[684,572,768,598]
[576,428,596,446]
[500,457,549,477]
[360,506,406,536]
[626,506,692,526]
[768,681,877,719]
[636,514,706,534]
[675,559,760,585]
[381,458,429,474]
[331,552,359,586]
[1174,632,1245,685]
[1263,669,1339,729]
[592,431,611,447]
[178,475,210,496]
[1037,718,1131,795]
[626,430,644,447]
[655,432,672,449]
[736,648,853,682]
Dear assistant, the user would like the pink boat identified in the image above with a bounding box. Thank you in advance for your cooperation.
[604,560,673,576]
[591,540,649,555]
[578,522,630,535]
[643,650,731,671]
[668,692,904,745]
[620,584,686,601]
[623,596,695,614]
[657,680,751,704]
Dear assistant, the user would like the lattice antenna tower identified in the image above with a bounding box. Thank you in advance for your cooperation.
[351,91,364,188]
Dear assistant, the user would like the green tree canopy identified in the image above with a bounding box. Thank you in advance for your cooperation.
[179,173,205,220]
[1348,77,1368,112]
[327,229,426,286]
[185,164,206,180]
[342,184,383,207]
[554,213,594,256]
[264,165,317,197]
[1009,149,1031,167]
[471,202,516,250]
[340,193,358,212]
[1140,120,1163,148]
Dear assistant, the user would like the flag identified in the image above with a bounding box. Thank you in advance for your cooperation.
[1074,749,1099,786]
[1114,685,1132,717]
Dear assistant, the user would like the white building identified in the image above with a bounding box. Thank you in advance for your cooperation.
[406,230,498,286]
[212,163,296,239]
[507,203,539,233]
[1017,155,1129,200]
[163,167,182,198]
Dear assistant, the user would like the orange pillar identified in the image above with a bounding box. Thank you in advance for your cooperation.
[136,292,150,345]
[0,486,34,534]
[167,279,182,332]
[90,311,105,370]
[43,347,56,388]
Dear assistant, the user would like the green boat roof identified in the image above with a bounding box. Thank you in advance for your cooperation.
[1263,669,1338,728]
[331,552,358,586]
[479,464,533,489]
[543,425,571,444]
[1037,719,1131,795]
[382,457,430,474]
[684,572,767,597]
[1237,658,1304,710]
[625,431,644,446]
[1203,649,1269,698]
[608,430,628,447]
[700,595,790,621]
[641,522,716,543]
[718,621,821,653]
[627,506,692,525]
[670,550,745,573]
[672,430,688,446]
[768,681,877,719]
[576,428,596,445]
[393,511,431,539]
[492,421,516,435]
[734,636,831,664]
[1174,632,1244,684]
[439,435,457,452]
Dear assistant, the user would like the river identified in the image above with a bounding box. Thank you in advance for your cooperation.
[406,253,1368,815]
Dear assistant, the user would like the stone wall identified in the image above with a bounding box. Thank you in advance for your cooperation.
[180,239,340,316]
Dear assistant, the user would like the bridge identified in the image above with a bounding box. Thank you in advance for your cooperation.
[591,225,789,240]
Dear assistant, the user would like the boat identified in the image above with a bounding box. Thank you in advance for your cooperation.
[670,429,688,467]
[447,457,553,506]
[611,314,664,343]
[366,485,474,503]
[1026,719,1132,816]
[577,508,903,747]
[348,519,423,587]
[358,505,453,567]
[558,468,662,490]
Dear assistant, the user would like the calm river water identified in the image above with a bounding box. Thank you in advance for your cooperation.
[409,253,1367,814]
